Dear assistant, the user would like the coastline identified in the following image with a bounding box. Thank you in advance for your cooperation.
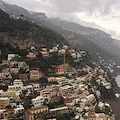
[109,98,120,120]
[108,75,120,120]
[115,75,120,88]
[115,75,120,94]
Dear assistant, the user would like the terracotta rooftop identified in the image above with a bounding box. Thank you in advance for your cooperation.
[27,105,48,112]
[4,108,14,113]
[34,82,39,84]
[19,74,26,75]
[25,110,33,116]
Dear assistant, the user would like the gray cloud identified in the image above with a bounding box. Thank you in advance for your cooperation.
[2,0,120,39]
[2,0,119,14]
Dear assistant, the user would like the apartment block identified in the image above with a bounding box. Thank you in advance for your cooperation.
[0,97,9,110]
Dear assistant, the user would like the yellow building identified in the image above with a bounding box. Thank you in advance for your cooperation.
[0,97,9,110]
[30,70,40,80]
[40,89,51,97]
[96,113,107,120]
[88,105,96,120]
[58,49,65,54]
[85,94,96,105]
[8,85,22,91]
[48,77,56,82]
[1,91,8,97]
[8,91,20,100]
[25,106,48,120]
[1,91,20,100]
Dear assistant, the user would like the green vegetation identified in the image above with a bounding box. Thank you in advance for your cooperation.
[27,52,74,74]
[90,78,115,100]
[0,85,8,91]
[47,99,63,109]
[55,113,71,120]
[0,9,93,74]
[99,86,115,100]
[46,113,72,120]
[0,9,68,49]
[0,43,28,63]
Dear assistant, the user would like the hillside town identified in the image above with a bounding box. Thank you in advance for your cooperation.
[0,44,117,120]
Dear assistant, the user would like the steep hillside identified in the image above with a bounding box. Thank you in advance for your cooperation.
[0,8,93,74]
[0,8,68,49]
[49,18,120,58]
[1,1,120,75]
[56,28,120,74]
[0,0,31,17]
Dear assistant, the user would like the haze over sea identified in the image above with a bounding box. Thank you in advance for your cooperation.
[115,74,120,87]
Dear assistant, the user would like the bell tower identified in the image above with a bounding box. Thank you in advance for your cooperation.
[88,105,96,120]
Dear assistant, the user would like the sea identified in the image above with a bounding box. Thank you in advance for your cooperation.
[115,74,120,87]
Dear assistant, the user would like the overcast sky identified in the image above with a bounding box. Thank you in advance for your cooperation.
[2,0,120,39]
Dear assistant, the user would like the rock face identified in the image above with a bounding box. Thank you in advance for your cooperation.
[1,1,120,75]
[0,33,36,49]
[0,0,47,21]
[0,8,68,50]
[49,18,120,58]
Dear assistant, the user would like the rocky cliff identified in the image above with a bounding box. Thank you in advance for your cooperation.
[0,8,68,50]
[0,33,36,49]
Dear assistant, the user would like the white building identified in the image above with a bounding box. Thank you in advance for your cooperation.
[31,96,44,108]
[71,53,76,59]
[18,62,27,68]
[103,82,111,89]
[8,85,22,91]
[8,54,19,61]
[85,94,96,105]
[0,72,12,79]
[14,105,24,114]
[62,45,68,50]
[40,89,51,103]
[13,79,23,87]
[98,102,105,110]
[8,81,23,91]
[42,48,47,52]
[49,49,54,53]
[49,106,70,115]
[33,83,40,91]
[25,85,33,90]
[10,68,19,74]
[52,47,58,52]
[79,51,86,56]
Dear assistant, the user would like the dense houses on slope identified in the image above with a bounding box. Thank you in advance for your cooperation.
[0,44,115,120]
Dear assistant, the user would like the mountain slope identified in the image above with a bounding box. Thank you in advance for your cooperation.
[1,1,120,75]
[57,27,120,71]
[49,18,120,58]
[0,0,31,17]
[0,8,68,49]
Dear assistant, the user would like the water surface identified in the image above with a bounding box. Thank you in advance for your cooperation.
[115,74,120,87]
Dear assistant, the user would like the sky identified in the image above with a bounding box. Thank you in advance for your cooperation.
[2,0,120,40]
